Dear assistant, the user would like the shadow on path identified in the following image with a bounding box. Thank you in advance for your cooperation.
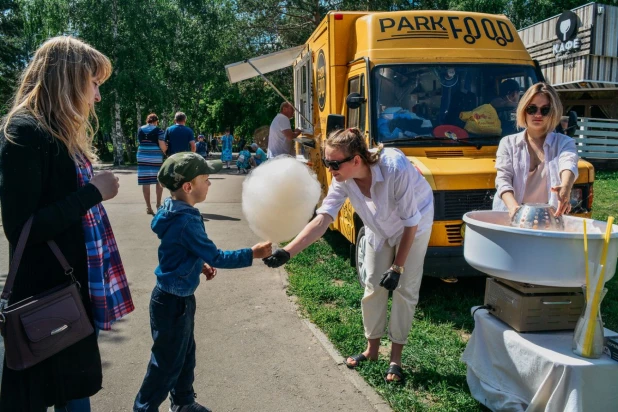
[201,213,241,222]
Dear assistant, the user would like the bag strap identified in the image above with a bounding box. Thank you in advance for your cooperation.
[1,216,74,306]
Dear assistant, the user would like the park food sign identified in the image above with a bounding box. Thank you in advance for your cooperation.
[377,14,516,47]
[553,10,581,57]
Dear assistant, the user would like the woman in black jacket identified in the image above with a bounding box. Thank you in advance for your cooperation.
[0,36,133,411]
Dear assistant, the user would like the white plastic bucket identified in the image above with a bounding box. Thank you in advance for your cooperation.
[463,211,618,287]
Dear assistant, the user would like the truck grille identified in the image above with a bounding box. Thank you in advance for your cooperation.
[434,189,495,221]
[446,224,463,244]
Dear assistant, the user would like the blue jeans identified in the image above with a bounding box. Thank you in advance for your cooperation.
[133,287,197,412]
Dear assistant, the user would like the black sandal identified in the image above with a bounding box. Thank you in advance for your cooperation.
[345,353,368,369]
[384,363,405,384]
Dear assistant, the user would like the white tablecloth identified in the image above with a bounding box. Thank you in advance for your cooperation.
[461,307,618,412]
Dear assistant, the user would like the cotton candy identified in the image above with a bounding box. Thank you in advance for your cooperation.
[242,156,321,242]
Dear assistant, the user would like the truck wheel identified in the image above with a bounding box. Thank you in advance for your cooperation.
[356,226,368,288]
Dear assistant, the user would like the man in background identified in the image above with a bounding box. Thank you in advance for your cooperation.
[267,102,301,158]
[161,112,196,156]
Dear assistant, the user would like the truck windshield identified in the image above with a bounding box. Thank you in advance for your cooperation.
[373,64,539,146]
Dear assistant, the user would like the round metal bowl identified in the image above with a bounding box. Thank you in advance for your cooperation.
[511,203,565,231]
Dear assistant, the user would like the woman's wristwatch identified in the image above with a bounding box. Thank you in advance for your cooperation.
[390,264,405,274]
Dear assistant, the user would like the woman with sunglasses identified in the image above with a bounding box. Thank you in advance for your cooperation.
[263,128,434,384]
[493,82,578,217]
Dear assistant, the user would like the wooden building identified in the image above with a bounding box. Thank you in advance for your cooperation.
[519,2,618,119]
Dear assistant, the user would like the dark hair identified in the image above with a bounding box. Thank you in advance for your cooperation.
[500,79,520,97]
[225,127,230,133]
[174,112,186,122]
[325,128,382,165]
[146,113,158,123]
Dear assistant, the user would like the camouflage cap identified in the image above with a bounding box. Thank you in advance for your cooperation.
[158,152,222,191]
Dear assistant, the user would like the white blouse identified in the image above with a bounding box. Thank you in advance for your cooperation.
[493,131,579,211]
[316,148,434,251]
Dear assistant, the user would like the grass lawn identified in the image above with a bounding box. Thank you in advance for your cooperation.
[283,170,618,411]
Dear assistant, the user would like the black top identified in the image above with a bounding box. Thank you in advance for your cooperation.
[138,124,164,145]
[0,115,103,410]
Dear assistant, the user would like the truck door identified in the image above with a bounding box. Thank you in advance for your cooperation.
[333,60,369,244]
[344,61,368,137]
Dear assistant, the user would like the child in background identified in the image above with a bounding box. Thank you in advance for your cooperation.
[196,135,207,158]
[133,152,272,412]
[236,145,252,174]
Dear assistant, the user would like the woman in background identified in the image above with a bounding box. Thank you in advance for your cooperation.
[221,127,233,168]
[137,113,165,214]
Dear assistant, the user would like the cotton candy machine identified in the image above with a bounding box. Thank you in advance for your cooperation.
[463,210,618,287]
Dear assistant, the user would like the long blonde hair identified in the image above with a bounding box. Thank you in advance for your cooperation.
[2,36,112,162]
[325,128,383,165]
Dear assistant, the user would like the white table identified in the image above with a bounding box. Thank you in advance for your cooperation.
[461,307,618,412]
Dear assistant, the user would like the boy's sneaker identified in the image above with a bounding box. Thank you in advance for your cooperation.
[169,401,212,412]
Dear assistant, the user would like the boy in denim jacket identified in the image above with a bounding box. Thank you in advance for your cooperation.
[134,153,271,412]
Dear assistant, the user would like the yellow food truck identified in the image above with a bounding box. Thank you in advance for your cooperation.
[225,10,595,281]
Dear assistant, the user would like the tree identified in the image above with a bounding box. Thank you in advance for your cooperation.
[0,0,25,114]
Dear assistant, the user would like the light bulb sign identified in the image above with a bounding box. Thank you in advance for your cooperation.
[553,10,581,57]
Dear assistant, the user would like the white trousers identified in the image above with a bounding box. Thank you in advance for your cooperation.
[361,229,431,344]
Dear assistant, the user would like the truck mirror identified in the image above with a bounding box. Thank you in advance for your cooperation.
[346,92,366,109]
[326,114,345,135]
[567,111,578,137]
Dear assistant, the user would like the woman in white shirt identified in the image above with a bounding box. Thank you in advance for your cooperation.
[263,128,434,384]
[493,82,578,217]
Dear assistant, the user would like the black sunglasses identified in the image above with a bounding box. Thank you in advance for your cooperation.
[525,105,551,116]
[322,155,355,171]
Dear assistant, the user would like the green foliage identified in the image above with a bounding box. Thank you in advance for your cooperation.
[2,0,606,147]
[0,0,25,114]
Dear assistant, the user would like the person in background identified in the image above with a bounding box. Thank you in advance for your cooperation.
[220,127,233,169]
[137,113,165,215]
[555,116,569,135]
[237,136,246,153]
[493,82,578,218]
[267,102,301,158]
[210,136,219,154]
[236,145,252,174]
[133,153,271,412]
[263,128,434,385]
[161,112,195,156]
[0,35,134,411]
[251,142,267,166]
[196,135,207,158]
[491,79,521,136]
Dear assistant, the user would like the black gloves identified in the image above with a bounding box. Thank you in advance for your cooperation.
[379,269,400,291]
[263,248,291,268]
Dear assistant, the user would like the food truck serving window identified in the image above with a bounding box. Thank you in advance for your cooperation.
[373,64,538,145]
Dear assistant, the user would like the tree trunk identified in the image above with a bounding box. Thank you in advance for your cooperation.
[111,89,125,165]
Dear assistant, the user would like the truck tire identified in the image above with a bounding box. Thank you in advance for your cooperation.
[356,226,368,288]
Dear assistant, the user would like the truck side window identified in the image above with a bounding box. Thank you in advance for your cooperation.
[347,75,366,132]
[294,52,312,131]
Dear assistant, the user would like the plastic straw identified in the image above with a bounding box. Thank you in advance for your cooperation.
[584,220,589,296]
[583,216,614,356]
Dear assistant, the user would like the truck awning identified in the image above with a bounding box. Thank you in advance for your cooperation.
[225,45,305,84]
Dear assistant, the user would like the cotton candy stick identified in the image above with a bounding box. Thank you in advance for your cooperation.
[582,216,614,357]
[584,220,589,295]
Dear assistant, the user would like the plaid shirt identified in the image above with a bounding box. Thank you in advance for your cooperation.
[76,160,134,330]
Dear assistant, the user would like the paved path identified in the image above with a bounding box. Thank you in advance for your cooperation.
[0,166,389,411]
